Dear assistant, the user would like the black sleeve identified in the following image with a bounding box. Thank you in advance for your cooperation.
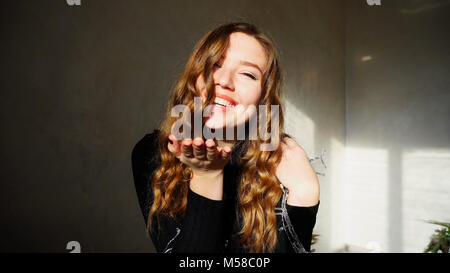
[131,130,226,253]
[286,201,320,252]
[131,130,161,223]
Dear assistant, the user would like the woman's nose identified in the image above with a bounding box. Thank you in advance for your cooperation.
[214,68,235,91]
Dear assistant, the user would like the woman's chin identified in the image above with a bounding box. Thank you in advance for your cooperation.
[204,115,247,131]
[204,115,225,130]
[204,104,252,133]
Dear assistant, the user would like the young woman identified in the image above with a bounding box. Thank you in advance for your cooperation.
[131,22,320,253]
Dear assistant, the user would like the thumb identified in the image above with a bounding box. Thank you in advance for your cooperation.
[168,135,181,157]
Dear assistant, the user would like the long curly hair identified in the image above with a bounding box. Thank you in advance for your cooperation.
[148,22,290,252]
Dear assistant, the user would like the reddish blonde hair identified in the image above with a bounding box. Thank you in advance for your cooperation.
[149,22,288,252]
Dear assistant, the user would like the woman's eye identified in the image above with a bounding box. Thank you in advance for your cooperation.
[243,73,256,80]
[213,63,221,68]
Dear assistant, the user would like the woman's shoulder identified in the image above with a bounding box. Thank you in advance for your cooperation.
[135,129,161,148]
[131,129,162,223]
[131,129,162,173]
[132,129,161,156]
[277,134,320,207]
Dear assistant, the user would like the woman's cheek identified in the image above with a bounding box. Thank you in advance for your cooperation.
[243,86,262,106]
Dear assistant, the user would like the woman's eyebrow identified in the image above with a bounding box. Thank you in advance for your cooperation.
[239,60,262,74]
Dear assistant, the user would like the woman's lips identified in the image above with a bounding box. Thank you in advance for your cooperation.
[215,93,237,106]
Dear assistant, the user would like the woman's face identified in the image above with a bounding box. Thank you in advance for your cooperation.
[196,32,267,130]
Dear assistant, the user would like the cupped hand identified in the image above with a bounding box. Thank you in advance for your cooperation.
[167,134,232,175]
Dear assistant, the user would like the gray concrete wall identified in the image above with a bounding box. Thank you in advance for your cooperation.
[281,2,346,252]
[345,0,450,252]
[0,0,345,252]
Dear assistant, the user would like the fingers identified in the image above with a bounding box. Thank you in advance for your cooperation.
[205,139,217,161]
[193,138,206,160]
[220,145,232,160]
[167,135,181,157]
[206,140,232,161]
[181,139,194,158]
[170,136,232,162]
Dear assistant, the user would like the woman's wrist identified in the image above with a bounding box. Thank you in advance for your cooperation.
[191,168,224,178]
[189,168,224,201]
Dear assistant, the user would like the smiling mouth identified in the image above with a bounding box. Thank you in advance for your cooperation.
[214,97,236,108]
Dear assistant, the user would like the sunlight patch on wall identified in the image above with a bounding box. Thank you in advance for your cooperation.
[284,99,315,154]
[401,149,450,252]
[329,137,347,251]
[345,147,389,252]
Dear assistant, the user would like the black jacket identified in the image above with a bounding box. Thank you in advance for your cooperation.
[131,129,320,253]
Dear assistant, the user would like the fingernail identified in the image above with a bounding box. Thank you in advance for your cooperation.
[194,141,203,147]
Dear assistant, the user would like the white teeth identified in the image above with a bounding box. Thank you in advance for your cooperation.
[214,97,234,107]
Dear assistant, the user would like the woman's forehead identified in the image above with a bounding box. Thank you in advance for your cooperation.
[222,32,267,72]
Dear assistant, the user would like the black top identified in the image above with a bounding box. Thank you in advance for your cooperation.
[131,129,320,253]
